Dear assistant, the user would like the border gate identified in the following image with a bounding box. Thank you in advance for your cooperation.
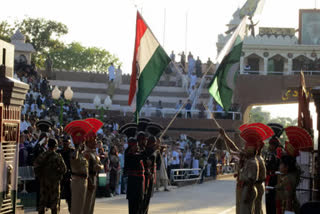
[0,40,28,213]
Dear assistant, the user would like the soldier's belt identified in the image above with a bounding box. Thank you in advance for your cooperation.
[267,170,276,175]
[72,173,88,178]
[128,173,145,176]
[128,170,145,177]
[89,172,98,176]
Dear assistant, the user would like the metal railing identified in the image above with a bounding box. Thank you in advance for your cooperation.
[241,70,320,75]
[291,70,320,75]
[191,73,207,110]
[121,106,242,120]
[170,164,236,183]
[18,166,35,193]
[170,168,202,182]
[216,163,236,174]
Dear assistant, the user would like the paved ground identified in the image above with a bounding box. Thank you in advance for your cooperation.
[27,177,252,214]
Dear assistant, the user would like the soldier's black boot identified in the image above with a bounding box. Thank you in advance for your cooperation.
[51,207,58,214]
[38,208,45,214]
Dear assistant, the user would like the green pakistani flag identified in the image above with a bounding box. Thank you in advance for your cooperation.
[239,0,265,19]
[208,16,248,111]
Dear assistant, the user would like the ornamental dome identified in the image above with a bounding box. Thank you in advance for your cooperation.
[11,30,25,43]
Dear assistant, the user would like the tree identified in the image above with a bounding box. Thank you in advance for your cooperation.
[269,117,297,127]
[249,106,297,126]
[249,107,298,146]
[49,42,119,72]
[15,17,68,67]
[249,107,271,124]
[1,17,120,71]
[0,20,14,42]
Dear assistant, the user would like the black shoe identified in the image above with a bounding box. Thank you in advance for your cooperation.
[164,188,170,192]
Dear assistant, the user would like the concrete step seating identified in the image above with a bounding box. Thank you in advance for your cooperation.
[49,80,210,113]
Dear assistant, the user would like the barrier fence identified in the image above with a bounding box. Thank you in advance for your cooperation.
[170,164,236,183]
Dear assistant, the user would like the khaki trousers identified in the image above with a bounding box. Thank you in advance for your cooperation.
[240,185,257,214]
[83,176,97,214]
[236,184,242,214]
[254,183,264,214]
[71,176,87,214]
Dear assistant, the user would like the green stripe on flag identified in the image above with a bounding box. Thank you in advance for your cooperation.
[135,45,170,117]
[208,36,243,111]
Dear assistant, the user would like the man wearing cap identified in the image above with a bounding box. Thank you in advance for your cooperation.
[125,137,145,214]
[142,136,159,214]
[65,120,92,214]
[137,131,147,152]
[33,139,67,214]
[239,123,273,214]
[220,123,274,214]
[57,137,74,212]
[121,123,145,214]
[275,126,312,214]
[265,123,284,214]
[83,118,104,214]
[239,140,259,214]
[33,120,52,210]
[255,141,266,214]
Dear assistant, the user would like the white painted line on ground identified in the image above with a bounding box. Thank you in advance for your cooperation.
[219,206,236,214]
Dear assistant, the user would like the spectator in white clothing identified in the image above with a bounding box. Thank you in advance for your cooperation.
[144,100,152,117]
[189,72,197,93]
[181,72,189,93]
[170,50,175,62]
[20,115,30,132]
[108,63,116,81]
[189,85,197,102]
[171,147,180,168]
[176,100,183,118]
[30,101,38,113]
[115,65,122,87]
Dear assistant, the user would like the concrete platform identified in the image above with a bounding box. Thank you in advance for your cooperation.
[25,178,244,214]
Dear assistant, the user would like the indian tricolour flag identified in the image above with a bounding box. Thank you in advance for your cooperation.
[208,16,248,111]
[128,11,171,119]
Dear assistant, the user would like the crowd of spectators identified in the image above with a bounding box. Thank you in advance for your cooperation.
[164,134,235,182]
[16,59,234,204]
[17,68,83,126]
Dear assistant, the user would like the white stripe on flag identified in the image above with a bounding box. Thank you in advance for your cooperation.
[137,29,160,73]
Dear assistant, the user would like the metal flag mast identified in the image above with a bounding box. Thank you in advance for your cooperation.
[163,8,166,48]
[185,11,188,55]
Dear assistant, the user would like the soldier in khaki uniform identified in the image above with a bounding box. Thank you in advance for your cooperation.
[265,123,284,214]
[34,139,67,214]
[276,155,301,214]
[239,143,259,214]
[275,126,312,214]
[219,130,243,214]
[235,152,246,214]
[238,123,273,214]
[83,118,104,214]
[64,120,95,214]
[255,142,267,214]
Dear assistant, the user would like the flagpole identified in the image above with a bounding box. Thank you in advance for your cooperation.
[203,104,240,153]
[159,101,186,139]
[163,8,166,48]
[159,62,215,140]
[196,134,221,184]
[185,11,188,55]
